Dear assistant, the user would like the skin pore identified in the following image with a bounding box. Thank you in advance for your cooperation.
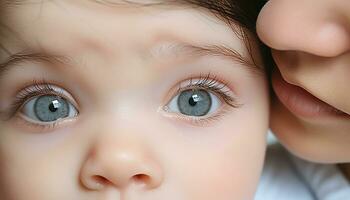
[257,0,350,180]
[0,0,269,199]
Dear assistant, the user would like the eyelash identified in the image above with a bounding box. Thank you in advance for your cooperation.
[3,73,239,129]
[6,80,66,120]
[167,73,241,126]
[176,73,239,108]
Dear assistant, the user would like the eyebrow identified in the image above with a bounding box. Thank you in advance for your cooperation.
[0,43,263,78]
[151,43,262,72]
[0,52,73,76]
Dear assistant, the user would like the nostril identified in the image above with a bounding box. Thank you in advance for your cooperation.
[92,175,110,186]
[132,174,150,184]
[81,175,112,191]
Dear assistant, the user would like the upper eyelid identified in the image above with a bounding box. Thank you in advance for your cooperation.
[10,83,79,115]
[176,73,232,94]
[173,76,241,108]
[17,83,63,98]
[177,79,229,94]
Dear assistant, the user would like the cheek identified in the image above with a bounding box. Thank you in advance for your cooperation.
[174,114,267,199]
[178,143,266,199]
[0,125,84,199]
[0,158,73,199]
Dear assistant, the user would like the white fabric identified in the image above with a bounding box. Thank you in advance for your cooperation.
[255,144,315,200]
[255,144,350,200]
[291,156,350,200]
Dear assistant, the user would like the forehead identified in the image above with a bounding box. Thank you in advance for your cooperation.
[0,0,261,72]
[2,0,200,8]
[0,0,244,52]
[0,0,236,33]
[2,0,232,22]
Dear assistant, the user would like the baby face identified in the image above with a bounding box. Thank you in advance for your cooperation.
[0,1,269,200]
[257,0,350,163]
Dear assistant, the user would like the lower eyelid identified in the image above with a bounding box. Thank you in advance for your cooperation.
[162,105,232,127]
[162,91,234,123]
[11,113,78,133]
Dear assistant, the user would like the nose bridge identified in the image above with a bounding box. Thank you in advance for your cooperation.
[257,0,350,57]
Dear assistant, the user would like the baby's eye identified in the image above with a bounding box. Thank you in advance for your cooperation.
[166,89,221,117]
[20,95,78,123]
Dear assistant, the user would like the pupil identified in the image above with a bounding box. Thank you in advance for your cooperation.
[188,96,197,106]
[49,102,58,112]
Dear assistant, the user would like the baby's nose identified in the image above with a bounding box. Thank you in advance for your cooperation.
[257,0,350,57]
[80,135,163,191]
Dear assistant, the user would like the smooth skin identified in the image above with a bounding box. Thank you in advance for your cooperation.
[0,1,269,200]
[257,0,350,178]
